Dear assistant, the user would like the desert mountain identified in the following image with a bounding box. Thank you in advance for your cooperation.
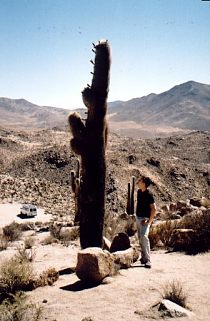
[0,97,70,129]
[109,81,210,132]
[0,81,209,137]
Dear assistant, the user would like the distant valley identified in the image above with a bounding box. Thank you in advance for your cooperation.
[0,80,209,138]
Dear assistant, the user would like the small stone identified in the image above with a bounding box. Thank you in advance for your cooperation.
[158,299,194,318]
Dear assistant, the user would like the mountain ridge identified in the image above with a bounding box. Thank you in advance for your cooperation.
[0,80,209,136]
[108,80,210,131]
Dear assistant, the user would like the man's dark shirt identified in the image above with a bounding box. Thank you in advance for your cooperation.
[136,189,155,218]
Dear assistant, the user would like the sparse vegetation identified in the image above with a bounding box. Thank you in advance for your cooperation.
[41,234,58,245]
[176,210,210,253]
[16,245,36,262]
[149,220,178,250]
[0,292,42,321]
[162,280,188,308]
[49,223,79,244]
[0,253,59,302]
[0,235,8,251]
[35,267,59,287]
[3,221,22,242]
[24,236,35,249]
[149,209,210,253]
[0,255,34,299]
[49,223,62,240]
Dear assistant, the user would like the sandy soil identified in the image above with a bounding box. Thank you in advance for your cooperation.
[27,246,210,321]
[0,203,209,321]
[0,203,52,228]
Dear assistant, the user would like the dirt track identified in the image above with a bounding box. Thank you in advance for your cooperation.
[0,203,52,228]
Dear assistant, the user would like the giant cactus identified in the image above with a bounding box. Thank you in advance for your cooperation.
[68,40,111,249]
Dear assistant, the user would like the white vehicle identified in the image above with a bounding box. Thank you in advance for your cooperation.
[20,204,37,217]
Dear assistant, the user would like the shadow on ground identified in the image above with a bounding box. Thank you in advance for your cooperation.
[60,280,101,292]
[17,213,34,219]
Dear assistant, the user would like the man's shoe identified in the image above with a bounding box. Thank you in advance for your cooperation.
[140,258,146,264]
[145,262,151,269]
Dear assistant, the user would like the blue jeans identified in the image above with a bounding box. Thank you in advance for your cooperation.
[136,216,151,263]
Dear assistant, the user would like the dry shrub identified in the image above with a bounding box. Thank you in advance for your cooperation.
[24,236,35,249]
[162,280,188,308]
[41,235,58,245]
[150,220,178,249]
[34,268,59,287]
[0,292,42,321]
[149,225,162,249]
[60,227,80,245]
[0,255,59,303]
[49,223,79,245]
[3,221,22,242]
[49,223,62,239]
[0,255,35,298]
[159,220,178,247]
[0,235,8,251]
[176,210,210,253]
[17,246,36,263]
[20,222,36,231]
[149,210,210,253]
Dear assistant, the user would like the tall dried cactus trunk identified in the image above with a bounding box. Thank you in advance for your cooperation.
[68,40,111,249]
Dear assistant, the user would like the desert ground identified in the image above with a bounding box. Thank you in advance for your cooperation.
[0,127,210,320]
[29,249,210,321]
[0,218,209,321]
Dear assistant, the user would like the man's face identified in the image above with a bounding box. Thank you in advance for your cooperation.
[138,178,146,190]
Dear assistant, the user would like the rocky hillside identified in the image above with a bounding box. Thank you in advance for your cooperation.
[0,126,209,221]
[0,81,209,138]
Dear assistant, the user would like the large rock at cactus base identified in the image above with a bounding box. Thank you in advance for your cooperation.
[76,247,114,283]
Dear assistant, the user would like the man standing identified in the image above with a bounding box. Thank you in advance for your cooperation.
[136,176,156,268]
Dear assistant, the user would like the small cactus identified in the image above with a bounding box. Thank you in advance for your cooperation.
[126,176,135,215]
[68,40,111,248]
[70,159,81,224]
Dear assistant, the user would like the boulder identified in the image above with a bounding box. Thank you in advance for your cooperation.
[111,247,139,268]
[176,200,188,209]
[170,213,182,220]
[179,206,192,216]
[103,236,111,251]
[169,202,177,213]
[76,247,114,283]
[190,197,202,207]
[161,204,170,215]
[110,232,130,253]
[113,214,137,237]
[158,299,194,318]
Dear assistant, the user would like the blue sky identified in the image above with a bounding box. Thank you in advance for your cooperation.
[0,0,209,109]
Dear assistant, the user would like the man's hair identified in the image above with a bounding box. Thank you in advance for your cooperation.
[138,176,152,188]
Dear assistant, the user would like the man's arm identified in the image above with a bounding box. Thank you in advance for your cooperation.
[148,203,156,224]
